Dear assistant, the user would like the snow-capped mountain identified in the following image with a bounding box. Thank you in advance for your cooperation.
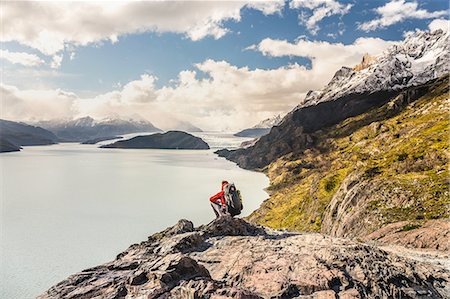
[300,29,449,108]
[234,114,282,138]
[252,115,282,129]
[36,116,162,142]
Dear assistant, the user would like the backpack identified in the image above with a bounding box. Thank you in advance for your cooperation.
[223,183,243,216]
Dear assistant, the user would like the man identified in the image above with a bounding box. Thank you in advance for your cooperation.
[209,180,229,218]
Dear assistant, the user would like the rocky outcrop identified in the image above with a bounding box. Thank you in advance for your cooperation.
[352,53,377,71]
[101,131,210,150]
[39,217,450,299]
[363,220,450,252]
[240,138,258,149]
[320,171,450,252]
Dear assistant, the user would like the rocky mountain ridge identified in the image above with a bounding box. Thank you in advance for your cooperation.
[234,115,282,138]
[38,217,450,299]
[252,115,282,129]
[299,29,449,109]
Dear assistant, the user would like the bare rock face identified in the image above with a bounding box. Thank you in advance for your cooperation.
[364,220,450,252]
[38,217,449,299]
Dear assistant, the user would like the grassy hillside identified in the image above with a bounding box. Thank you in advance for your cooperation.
[249,76,449,241]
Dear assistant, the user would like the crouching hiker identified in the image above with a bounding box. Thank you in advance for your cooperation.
[209,180,243,218]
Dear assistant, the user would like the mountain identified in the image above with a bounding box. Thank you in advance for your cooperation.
[234,114,282,138]
[36,116,162,142]
[217,29,449,249]
[168,120,203,132]
[0,119,59,152]
[101,131,209,150]
[219,29,449,169]
[247,77,449,247]
[38,217,449,299]
[299,29,449,109]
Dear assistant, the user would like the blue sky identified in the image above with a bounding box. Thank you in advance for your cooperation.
[1,0,448,130]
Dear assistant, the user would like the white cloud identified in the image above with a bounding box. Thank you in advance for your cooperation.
[2,61,311,131]
[0,84,78,122]
[359,0,447,32]
[1,1,284,56]
[290,0,352,34]
[2,34,397,131]
[50,55,63,69]
[248,36,396,86]
[0,49,44,67]
[76,61,310,131]
[428,18,450,32]
[247,0,285,15]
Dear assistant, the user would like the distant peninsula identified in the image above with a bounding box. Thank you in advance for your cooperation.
[0,119,58,153]
[234,127,272,138]
[101,131,210,150]
[81,136,123,144]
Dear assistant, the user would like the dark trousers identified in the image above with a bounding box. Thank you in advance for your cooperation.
[211,203,227,218]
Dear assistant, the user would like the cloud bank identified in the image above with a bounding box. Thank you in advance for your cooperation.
[1,1,284,56]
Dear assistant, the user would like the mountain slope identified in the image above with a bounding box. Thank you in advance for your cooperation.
[247,76,449,249]
[219,30,449,170]
[0,119,59,152]
[37,116,162,142]
[234,115,282,138]
[218,30,449,250]
[0,138,21,153]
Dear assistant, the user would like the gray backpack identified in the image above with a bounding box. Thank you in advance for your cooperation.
[223,183,243,216]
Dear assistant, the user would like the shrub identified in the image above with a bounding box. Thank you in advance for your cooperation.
[400,224,421,231]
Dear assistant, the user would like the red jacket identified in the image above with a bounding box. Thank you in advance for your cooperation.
[210,182,227,206]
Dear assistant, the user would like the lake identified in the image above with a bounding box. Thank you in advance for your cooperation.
[0,133,269,298]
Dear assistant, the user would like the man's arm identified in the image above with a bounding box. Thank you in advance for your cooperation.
[210,191,224,204]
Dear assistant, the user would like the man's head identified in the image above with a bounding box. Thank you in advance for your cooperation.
[221,180,228,185]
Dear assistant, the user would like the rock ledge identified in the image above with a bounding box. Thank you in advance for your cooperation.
[38,217,449,298]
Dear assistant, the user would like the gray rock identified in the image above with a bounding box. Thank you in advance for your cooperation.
[38,217,449,299]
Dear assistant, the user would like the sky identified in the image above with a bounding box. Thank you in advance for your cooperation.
[1,0,449,131]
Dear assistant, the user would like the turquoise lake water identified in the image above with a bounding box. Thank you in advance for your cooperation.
[0,133,269,298]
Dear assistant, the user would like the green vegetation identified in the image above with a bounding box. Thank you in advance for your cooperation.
[249,77,449,235]
[400,224,421,232]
